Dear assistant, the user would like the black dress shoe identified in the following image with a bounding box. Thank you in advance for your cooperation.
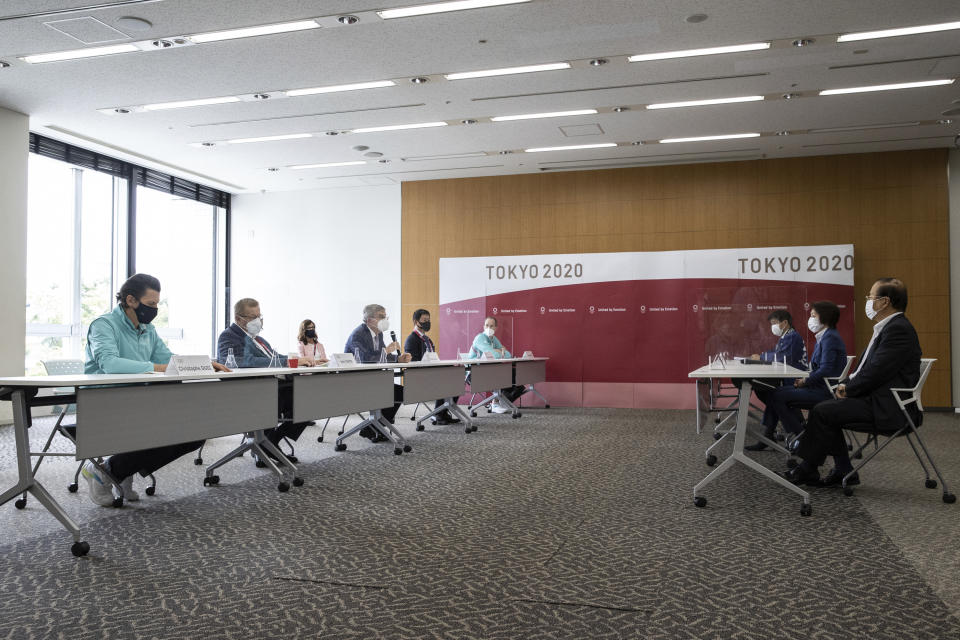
[820,469,860,487]
[433,416,452,425]
[744,441,769,452]
[783,466,820,486]
[359,426,377,440]
[373,433,389,443]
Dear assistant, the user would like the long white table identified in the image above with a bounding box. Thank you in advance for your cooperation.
[465,357,549,419]
[688,361,812,516]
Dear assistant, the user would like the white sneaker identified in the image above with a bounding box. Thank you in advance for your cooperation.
[490,402,510,414]
[81,461,116,507]
[120,475,140,501]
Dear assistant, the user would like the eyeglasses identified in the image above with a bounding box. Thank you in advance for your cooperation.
[240,314,263,321]
[864,295,888,301]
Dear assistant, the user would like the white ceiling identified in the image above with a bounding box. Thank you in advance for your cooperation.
[0,0,958,193]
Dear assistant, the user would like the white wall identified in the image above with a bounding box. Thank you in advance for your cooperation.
[0,108,29,423]
[949,149,960,410]
[230,185,402,358]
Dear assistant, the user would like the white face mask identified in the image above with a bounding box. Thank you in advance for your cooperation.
[807,316,824,333]
[376,318,390,333]
[771,323,783,337]
[484,327,495,337]
[246,317,262,337]
[865,299,878,320]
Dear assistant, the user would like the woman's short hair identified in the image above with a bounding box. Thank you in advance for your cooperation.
[116,273,160,306]
[811,301,840,328]
[767,309,793,327]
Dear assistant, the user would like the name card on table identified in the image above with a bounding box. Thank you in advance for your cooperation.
[165,355,214,376]
[330,353,357,367]
[422,352,440,363]
[522,351,534,359]
[480,351,496,361]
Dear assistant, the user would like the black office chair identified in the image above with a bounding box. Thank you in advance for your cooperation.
[839,358,955,503]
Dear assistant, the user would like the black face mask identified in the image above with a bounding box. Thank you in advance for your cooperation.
[134,300,158,325]
[419,321,431,333]
[305,329,317,339]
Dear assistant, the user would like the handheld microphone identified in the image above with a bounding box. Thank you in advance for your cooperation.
[390,331,401,357]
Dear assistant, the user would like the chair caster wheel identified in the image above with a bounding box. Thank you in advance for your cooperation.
[416,424,425,432]
[843,487,854,496]
[286,455,299,464]
[317,436,324,443]
[14,498,26,510]
[278,482,290,493]
[403,445,412,453]
[68,483,78,493]
[800,504,812,517]
[470,411,477,418]
[465,426,472,433]
[194,457,203,465]
[853,452,863,459]
[335,443,347,452]
[203,475,220,486]
[705,455,717,467]
[693,496,707,508]
[293,477,304,487]
[145,486,156,496]
[786,458,798,469]
[544,404,551,409]
[470,425,478,433]
[112,497,124,508]
[925,479,937,489]
[944,493,957,504]
[713,433,723,441]
[394,447,403,456]
[71,541,90,557]
[255,460,267,469]
[337,431,344,436]
[513,413,521,419]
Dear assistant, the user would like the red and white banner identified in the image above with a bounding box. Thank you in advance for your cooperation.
[439,245,855,409]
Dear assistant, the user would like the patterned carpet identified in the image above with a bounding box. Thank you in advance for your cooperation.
[1,407,958,639]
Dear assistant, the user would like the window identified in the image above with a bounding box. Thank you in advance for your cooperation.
[25,135,230,375]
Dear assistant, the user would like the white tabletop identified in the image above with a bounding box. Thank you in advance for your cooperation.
[688,361,809,379]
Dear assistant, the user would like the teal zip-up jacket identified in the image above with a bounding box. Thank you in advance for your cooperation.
[468,332,512,359]
[84,305,173,374]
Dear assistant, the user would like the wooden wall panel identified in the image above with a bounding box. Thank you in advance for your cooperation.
[401,149,953,406]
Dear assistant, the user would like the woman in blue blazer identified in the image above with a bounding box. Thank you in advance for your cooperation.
[767,300,848,437]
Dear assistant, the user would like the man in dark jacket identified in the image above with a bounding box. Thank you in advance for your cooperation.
[404,308,460,425]
[786,278,921,487]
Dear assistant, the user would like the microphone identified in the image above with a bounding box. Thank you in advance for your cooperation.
[390,331,401,358]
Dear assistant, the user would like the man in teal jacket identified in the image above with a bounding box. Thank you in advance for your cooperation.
[82,273,227,506]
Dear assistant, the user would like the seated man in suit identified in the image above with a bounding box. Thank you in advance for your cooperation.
[217,298,309,463]
[767,300,848,438]
[82,273,229,506]
[404,308,460,425]
[344,303,412,441]
[786,278,921,487]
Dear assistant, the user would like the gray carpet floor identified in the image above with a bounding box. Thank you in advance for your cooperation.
[1,407,959,639]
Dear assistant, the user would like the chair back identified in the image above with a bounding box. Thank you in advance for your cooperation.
[838,355,855,380]
[825,355,856,397]
[41,359,84,376]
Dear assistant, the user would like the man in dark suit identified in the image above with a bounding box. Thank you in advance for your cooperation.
[344,303,412,441]
[786,278,921,486]
[404,308,460,426]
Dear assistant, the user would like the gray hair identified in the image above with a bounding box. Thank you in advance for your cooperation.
[362,304,385,321]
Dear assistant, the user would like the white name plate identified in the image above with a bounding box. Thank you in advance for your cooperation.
[422,352,440,363]
[480,351,496,361]
[330,353,357,367]
[166,355,214,376]
[522,350,535,359]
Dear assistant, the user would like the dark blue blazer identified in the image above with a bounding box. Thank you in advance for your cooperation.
[805,328,847,391]
[217,323,286,368]
[344,323,398,364]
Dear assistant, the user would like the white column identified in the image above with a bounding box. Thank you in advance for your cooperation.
[949,149,960,411]
[0,108,29,422]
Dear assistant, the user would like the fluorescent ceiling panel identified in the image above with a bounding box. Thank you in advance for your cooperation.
[660,133,761,143]
[647,95,764,109]
[838,21,960,42]
[289,161,367,169]
[226,133,313,144]
[189,20,320,43]
[491,109,598,122]
[285,80,396,97]
[21,43,139,63]
[820,79,954,95]
[629,42,769,62]
[143,96,241,111]
[445,62,570,80]
[378,0,532,20]
[525,143,618,152]
[351,121,448,133]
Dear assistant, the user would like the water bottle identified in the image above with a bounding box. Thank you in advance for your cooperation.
[379,347,388,364]
[267,350,280,368]
[224,348,238,369]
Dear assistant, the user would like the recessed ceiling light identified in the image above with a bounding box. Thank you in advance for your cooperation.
[152,39,175,48]
[491,109,597,122]
[337,15,360,25]
[445,62,570,80]
[781,93,800,100]
[201,142,216,147]
[285,80,396,97]
[225,133,313,144]
[21,43,140,64]
[289,160,366,170]
[143,96,241,111]
[631,141,643,145]
[525,143,618,153]
[0,60,9,68]
[499,150,513,154]
[378,159,391,164]
[351,121,448,133]
[628,42,769,62]
[939,118,955,124]
[378,0,533,20]
[113,108,130,114]
[252,93,270,100]
[410,76,430,84]
[461,119,478,124]
[589,58,609,66]
[647,95,764,109]
[838,20,960,42]
[775,130,790,136]
[792,38,814,47]
[819,79,954,95]
[325,131,340,136]
[189,20,320,43]
[267,167,279,172]
[612,106,630,113]
[660,133,760,143]
[685,14,708,23]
